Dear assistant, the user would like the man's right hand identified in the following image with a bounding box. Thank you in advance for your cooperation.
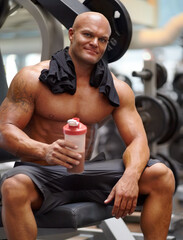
[45,139,82,168]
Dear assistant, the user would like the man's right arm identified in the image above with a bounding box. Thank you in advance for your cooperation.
[0,67,47,159]
[0,67,81,167]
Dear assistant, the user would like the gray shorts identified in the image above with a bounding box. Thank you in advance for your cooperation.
[0,153,161,215]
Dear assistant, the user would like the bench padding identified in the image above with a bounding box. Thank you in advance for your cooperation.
[0,202,112,229]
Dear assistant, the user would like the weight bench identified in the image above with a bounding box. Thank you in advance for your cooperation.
[0,149,139,240]
[0,199,114,240]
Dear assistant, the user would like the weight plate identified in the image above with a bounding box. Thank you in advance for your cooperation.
[173,73,183,94]
[169,134,183,165]
[83,0,132,63]
[157,93,180,144]
[156,63,167,89]
[135,95,169,143]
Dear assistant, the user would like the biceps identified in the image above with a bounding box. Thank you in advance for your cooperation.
[0,97,33,129]
[113,107,145,145]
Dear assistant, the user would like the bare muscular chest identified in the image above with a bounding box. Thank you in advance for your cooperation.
[35,85,113,124]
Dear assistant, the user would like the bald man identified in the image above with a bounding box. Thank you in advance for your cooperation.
[0,12,175,240]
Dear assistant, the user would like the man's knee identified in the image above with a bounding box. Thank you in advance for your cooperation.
[1,174,37,206]
[151,163,175,192]
[140,163,175,195]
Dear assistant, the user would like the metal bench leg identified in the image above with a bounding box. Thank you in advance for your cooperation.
[100,217,136,240]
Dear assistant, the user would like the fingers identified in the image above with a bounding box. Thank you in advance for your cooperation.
[49,153,81,168]
[51,149,81,166]
[104,189,115,204]
[57,139,78,150]
[104,187,137,218]
[45,139,82,167]
[112,196,137,219]
[57,139,82,162]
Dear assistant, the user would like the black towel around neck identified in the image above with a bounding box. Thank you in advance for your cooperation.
[39,47,120,107]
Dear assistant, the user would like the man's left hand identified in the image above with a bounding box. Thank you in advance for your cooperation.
[104,174,139,218]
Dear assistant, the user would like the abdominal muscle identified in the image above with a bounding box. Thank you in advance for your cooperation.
[22,117,97,165]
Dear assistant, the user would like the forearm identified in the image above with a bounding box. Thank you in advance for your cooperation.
[122,137,150,181]
[0,124,47,161]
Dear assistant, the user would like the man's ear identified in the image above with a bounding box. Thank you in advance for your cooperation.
[68,28,74,42]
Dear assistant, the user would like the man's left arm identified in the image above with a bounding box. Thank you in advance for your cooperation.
[104,78,150,218]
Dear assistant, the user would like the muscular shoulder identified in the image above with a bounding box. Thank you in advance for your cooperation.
[14,60,49,84]
[112,73,135,107]
[7,60,50,101]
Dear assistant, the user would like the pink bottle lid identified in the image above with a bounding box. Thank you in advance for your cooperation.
[63,118,87,135]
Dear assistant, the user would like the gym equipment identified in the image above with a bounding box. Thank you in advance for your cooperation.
[83,0,132,63]
[132,69,152,80]
[157,93,180,144]
[135,95,169,143]
[173,72,183,94]
[0,50,8,105]
[0,0,9,28]
[173,43,183,94]
[33,0,132,63]
[156,63,167,89]
[13,0,64,60]
[173,57,183,105]
[135,93,180,144]
[169,132,183,165]
[97,118,126,159]
[132,62,167,90]
[33,0,89,29]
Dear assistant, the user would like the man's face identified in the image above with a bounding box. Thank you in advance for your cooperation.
[69,15,111,65]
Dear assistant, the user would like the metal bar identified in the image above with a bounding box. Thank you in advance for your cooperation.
[35,0,89,29]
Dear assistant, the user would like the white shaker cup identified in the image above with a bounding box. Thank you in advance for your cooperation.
[63,118,87,173]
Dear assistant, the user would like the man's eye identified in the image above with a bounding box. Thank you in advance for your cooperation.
[83,33,92,37]
[99,38,108,44]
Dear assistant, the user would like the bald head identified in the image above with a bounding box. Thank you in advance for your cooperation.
[68,11,111,64]
[72,12,111,36]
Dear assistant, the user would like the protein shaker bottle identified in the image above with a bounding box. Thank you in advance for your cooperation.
[63,118,87,173]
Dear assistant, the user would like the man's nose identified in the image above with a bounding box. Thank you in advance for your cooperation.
[90,37,98,47]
